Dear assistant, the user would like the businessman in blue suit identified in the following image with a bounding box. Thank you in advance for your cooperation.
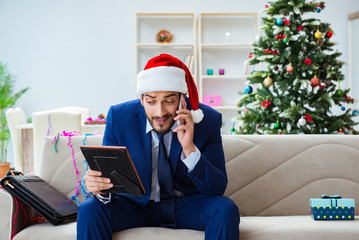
[77,54,240,240]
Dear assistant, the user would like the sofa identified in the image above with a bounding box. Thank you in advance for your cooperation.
[1,134,358,240]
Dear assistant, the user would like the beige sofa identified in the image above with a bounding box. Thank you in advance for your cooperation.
[1,135,358,240]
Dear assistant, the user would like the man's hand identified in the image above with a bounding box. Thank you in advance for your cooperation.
[173,98,196,157]
[84,170,113,196]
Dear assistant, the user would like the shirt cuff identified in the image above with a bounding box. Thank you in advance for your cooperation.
[181,147,201,172]
[95,193,112,204]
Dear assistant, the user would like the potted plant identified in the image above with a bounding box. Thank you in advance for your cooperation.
[0,62,29,177]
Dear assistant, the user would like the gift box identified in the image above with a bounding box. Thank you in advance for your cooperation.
[310,195,355,220]
[203,95,221,107]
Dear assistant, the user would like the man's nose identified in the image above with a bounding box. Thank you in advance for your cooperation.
[155,103,166,117]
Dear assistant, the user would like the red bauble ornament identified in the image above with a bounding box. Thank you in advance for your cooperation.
[304,58,312,65]
[326,31,333,38]
[311,76,320,87]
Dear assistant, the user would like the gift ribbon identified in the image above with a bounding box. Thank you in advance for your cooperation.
[47,112,51,136]
[321,194,342,199]
[82,134,94,200]
[52,131,82,205]
[321,194,342,207]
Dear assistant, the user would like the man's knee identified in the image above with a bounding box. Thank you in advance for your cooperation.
[78,197,109,223]
[205,196,240,225]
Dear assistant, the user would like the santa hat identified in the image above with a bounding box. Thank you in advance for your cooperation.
[137,54,204,123]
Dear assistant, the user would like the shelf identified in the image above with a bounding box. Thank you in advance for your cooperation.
[201,43,252,48]
[136,13,195,44]
[212,106,239,110]
[136,13,195,17]
[200,12,258,17]
[136,12,197,82]
[136,43,195,48]
[202,75,249,80]
[198,12,259,135]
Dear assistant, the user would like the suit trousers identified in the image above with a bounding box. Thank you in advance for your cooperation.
[77,194,240,240]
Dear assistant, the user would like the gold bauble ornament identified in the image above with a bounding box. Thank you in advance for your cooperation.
[315,30,322,39]
[263,76,273,87]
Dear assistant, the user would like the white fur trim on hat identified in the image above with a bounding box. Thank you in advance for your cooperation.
[137,66,188,96]
[191,109,204,124]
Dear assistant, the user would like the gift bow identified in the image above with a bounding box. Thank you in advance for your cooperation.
[321,194,342,199]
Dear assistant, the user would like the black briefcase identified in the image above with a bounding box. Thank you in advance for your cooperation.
[0,174,78,225]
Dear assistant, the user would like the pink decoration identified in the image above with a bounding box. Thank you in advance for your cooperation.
[52,131,81,202]
[84,116,106,125]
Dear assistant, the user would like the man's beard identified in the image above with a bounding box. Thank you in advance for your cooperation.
[147,113,175,134]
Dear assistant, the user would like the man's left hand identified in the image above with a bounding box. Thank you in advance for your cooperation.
[173,98,196,157]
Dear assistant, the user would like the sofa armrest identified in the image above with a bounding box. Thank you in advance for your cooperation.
[0,188,14,240]
[0,188,34,240]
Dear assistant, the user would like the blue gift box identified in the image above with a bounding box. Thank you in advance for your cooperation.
[310,195,355,220]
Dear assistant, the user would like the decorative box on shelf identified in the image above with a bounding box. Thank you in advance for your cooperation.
[203,95,221,107]
[310,195,355,220]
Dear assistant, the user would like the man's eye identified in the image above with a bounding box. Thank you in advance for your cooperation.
[147,101,155,105]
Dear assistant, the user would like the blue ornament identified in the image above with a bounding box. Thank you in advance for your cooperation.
[353,110,359,116]
[341,106,346,111]
[245,85,253,94]
[316,8,321,13]
[276,18,283,26]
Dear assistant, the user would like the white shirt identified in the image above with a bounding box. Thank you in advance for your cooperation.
[147,120,200,202]
[96,119,201,204]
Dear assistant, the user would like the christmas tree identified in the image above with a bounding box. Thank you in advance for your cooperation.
[236,0,358,134]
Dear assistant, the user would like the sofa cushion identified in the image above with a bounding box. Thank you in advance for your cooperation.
[13,216,359,240]
[40,136,103,203]
[222,135,359,216]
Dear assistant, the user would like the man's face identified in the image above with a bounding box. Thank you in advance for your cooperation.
[141,91,181,134]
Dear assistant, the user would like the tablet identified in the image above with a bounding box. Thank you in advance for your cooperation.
[80,146,145,196]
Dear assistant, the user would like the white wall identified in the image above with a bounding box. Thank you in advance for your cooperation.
[1,0,359,167]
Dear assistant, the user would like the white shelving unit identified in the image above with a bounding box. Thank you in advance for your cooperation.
[198,12,259,134]
[135,12,259,134]
[136,13,197,85]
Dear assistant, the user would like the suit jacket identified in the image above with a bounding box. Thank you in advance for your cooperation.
[102,98,227,206]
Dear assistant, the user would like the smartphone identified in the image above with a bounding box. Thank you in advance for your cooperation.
[177,95,185,126]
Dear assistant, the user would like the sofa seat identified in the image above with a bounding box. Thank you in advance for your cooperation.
[13,216,359,240]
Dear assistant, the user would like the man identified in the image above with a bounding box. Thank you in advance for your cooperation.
[77,54,240,240]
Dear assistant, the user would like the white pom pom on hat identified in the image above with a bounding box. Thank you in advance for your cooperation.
[137,54,204,123]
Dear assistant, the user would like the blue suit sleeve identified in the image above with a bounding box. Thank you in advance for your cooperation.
[102,106,119,146]
[186,113,227,196]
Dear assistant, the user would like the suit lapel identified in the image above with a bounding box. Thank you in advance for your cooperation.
[134,104,152,192]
